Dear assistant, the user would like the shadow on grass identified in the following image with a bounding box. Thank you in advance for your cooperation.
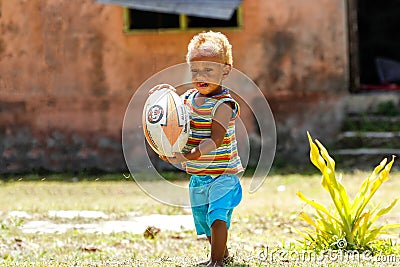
[0,169,191,183]
[4,159,359,183]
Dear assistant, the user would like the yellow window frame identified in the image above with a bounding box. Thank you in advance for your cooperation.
[123,6,243,34]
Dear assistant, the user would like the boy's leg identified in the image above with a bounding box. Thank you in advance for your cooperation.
[205,174,241,266]
[210,219,228,263]
[206,236,229,258]
[197,236,228,266]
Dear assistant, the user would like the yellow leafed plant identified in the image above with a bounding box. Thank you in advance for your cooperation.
[296,132,400,251]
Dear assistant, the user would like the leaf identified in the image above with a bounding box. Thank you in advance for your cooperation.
[294,227,315,242]
[318,215,340,237]
[351,212,368,237]
[299,212,317,228]
[307,132,326,172]
[353,157,394,221]
[296,192,343,226]
[312,137,352,233]
[363,227,383,244]
[370,198,399,225]
[315,139,335,171]
[381,223,400,230]
[352,158,387,213]
[329,181,352,234]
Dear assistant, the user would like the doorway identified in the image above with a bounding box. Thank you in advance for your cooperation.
[348,0,400,92]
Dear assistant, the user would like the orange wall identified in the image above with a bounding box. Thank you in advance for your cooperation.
[0,0,349,172]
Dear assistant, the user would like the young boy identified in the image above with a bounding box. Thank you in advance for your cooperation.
[153,31,243,267]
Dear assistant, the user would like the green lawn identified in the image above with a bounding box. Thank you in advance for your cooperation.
[1,171,399,266]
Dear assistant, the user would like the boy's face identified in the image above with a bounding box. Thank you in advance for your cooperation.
[189,53,231,96]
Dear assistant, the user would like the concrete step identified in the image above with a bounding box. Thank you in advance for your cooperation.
[336,131,400,148]
[334,148,400,156]
[339,131,400,138]
[335,113,400,169]
[342,115,400,132]
[346,115,400,121]
[333,148,399,170]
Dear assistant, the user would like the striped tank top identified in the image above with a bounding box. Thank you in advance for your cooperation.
[181,88,244,175]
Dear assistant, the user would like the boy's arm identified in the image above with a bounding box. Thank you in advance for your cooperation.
[149,84,192,96]
[166,102,233,163]
[148,83,176,95]
[208,102,233,149]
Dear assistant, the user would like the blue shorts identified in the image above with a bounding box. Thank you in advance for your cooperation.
[189,174,242,236]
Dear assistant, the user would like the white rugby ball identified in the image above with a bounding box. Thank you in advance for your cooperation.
[142,87,190,157]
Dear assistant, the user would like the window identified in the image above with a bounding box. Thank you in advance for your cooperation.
[127,9,180,30]
[124,7,242,32]
[186,9,239,28]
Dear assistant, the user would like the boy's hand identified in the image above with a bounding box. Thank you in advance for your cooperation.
[159,152,192,164]
[148,83,176,95]
[169,153,189,164]
[160,153,186,164]
[159,155,169,162]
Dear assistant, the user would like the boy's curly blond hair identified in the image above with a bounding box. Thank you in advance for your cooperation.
[186,31,233,66]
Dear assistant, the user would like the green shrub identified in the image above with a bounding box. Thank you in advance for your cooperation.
[296,132,400,252]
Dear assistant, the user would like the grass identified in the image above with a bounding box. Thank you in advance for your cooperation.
[0,171,400,266]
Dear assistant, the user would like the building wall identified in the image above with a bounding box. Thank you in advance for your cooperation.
[0,0,349,173]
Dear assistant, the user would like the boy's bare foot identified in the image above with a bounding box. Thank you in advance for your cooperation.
[196,259,210,266]
[197,255,232,266]
[207,260,224,267]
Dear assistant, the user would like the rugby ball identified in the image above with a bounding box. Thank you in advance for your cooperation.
[142,87,190,157]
